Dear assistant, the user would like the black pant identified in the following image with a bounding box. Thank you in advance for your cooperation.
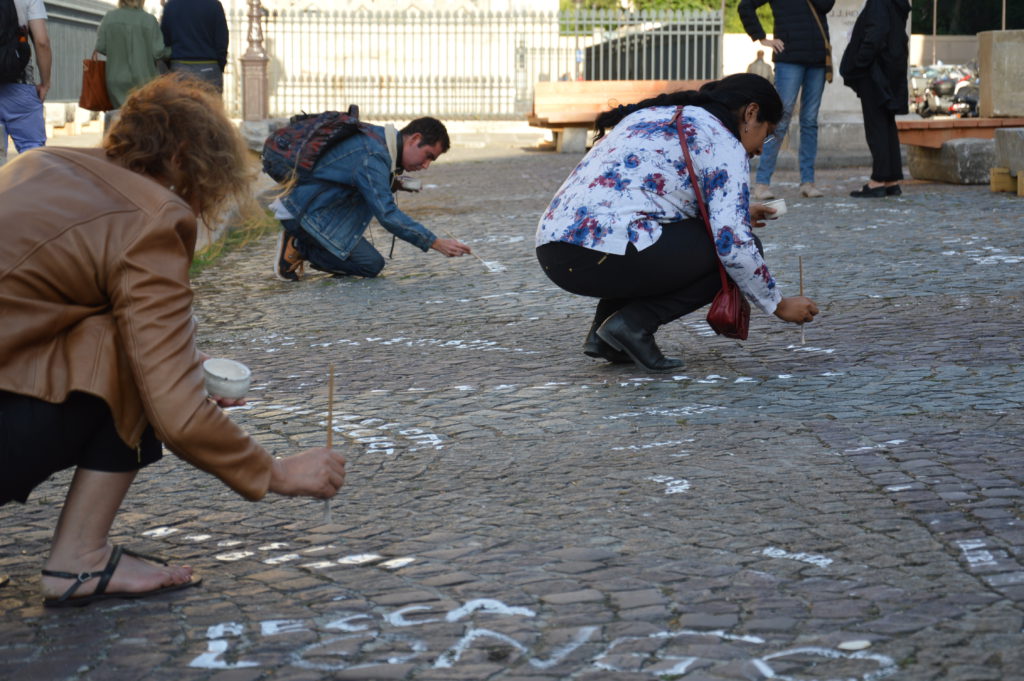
[537,218,755,334]
[0,391,162,505]
[859,86,904,183]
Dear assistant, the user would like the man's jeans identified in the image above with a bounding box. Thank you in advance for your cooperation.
[282,218,386,278]
[755,63,826,186]
[0,83,46,160]
[169,61,223,93]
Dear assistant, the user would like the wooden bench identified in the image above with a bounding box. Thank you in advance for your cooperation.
[528,79,709,152]
[896,117,1024,149]
[896,117,1024,184]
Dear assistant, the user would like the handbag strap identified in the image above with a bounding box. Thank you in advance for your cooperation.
[804,0,832,52]
[673,107,729,292]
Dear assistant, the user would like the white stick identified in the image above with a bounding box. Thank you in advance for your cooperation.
[445,230,499,272]
[324,364,334,524]
[799,256,806,345]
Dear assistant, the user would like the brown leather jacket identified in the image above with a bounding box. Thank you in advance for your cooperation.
[0,147,272,500]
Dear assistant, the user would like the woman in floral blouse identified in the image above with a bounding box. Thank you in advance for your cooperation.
[536,73,819,372]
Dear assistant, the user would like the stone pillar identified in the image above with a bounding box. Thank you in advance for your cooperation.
[978,30,1024,117]
[240,0,270,122]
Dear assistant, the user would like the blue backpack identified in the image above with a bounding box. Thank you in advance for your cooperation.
[262,105,383,183]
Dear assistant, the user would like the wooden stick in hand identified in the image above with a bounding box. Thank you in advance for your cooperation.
[799,256,805,345]
[324,364,334,523]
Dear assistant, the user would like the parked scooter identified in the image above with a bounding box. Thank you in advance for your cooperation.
[949,73,979,118]
[908,63,977,118]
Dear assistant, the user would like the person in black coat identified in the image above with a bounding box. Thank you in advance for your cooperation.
[738,0,835,200]
[840,0,911,198]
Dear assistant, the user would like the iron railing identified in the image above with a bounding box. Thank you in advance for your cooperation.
[224,8,722,120]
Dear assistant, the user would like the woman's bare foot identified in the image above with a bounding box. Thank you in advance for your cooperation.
[42,544,193,600]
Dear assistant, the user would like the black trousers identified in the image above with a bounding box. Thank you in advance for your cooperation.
[859,86,904,183]
[537,218,758,334]
[0,391,162,505]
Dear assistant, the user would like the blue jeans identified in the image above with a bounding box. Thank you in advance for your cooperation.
[756,63,826,186]
[169,61,223,93]
[0,83,46,158]
[282,218,386,278]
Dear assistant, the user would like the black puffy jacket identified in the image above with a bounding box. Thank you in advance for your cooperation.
[839,0,911,113]
[738,0,835,66]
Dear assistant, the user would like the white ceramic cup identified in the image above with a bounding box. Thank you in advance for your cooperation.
[203,358,252,400]
[763,198,787,218]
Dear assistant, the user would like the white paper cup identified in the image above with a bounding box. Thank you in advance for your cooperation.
[763,198,787,218]
[398,176,422,191]
[203,358,252,399]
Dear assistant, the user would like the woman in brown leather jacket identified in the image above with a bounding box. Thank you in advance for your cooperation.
[0,75,346,607]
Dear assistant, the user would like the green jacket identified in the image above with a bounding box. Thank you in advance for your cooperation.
[95,8,171,108]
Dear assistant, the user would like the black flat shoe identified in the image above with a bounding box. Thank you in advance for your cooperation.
[850,184,887,198]
[596,313,683,373]
[583,327,632,364]
[885,184,902,196]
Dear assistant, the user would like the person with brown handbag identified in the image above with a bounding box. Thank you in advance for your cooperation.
[91,0,170,127]
[536,74,818,372]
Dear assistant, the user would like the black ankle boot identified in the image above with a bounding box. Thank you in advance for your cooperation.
[596,313,683,372]
[583,324,632,363]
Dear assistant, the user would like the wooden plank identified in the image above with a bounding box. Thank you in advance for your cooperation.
[896,117,1024,149]
[530,79,709,129]
[991,167,1017,192]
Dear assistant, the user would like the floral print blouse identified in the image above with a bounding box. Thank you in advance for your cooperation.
[536,105,782,315]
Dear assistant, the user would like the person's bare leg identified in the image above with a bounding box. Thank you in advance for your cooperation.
[41,468,192,599]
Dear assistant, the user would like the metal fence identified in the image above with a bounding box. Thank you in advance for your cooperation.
[224,8,722,120]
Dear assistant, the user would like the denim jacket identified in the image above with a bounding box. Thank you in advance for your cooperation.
[280,125,437,260]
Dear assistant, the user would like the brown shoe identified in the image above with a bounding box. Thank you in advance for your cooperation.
[800,183,824,198]
[273,231,305,281]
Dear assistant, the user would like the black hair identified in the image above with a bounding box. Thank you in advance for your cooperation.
[401,117,451,152]
[593,73,783,141]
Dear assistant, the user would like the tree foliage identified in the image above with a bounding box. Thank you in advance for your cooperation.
[558,0,773,34]
[912,0,1023,34]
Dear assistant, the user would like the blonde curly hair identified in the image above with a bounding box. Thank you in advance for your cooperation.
[104,74,256,226]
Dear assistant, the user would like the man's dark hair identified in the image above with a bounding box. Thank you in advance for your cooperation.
[401,117,450,152]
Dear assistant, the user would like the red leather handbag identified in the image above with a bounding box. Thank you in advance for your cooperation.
[674,108,750,340]
[79,57,113,112]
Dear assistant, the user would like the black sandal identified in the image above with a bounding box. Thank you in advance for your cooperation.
[42,545,201,608]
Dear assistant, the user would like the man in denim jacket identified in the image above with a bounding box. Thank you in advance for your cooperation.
[272,117,471,280]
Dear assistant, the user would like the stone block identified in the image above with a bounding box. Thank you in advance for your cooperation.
[906,138,996,184]
[556,127,589,154]
[994,127,1024,175]
[979,30,1024,117]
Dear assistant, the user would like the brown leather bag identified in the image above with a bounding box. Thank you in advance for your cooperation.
[674,108,750,341]
[79,58,113,111]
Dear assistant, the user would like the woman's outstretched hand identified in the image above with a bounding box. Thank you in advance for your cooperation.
[774,296,819,324]
[268,447,347,499]
[750,203,776,227]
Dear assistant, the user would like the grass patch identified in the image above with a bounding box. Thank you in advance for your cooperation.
[190,206,280,278]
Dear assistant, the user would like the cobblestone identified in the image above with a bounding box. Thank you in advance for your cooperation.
[2,149,1023,679]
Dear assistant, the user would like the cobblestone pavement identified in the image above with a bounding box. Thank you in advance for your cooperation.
[2,147,1023,681]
